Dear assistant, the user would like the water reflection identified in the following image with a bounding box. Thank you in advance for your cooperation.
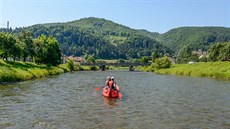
[0,71,230,129]
[103,97,122,107]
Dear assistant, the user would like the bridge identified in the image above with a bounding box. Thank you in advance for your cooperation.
[80,62,151,71]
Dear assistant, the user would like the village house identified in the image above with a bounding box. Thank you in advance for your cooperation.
[68,56,86,63]
[192,50,208,59]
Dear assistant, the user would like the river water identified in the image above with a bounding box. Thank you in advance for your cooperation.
[0,71,230,129]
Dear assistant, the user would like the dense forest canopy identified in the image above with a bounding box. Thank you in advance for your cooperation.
[0,17,171,59]
[152,27,230,53]
[1,17,230,61]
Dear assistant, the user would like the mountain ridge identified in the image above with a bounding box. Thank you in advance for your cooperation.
[21,17,171,59]
[1,17,230,59]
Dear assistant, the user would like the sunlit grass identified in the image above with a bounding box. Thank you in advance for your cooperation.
[80,66,92,71]
[136,66,153,72]
[154,62,230,80]
[0,60,70,83]
[108,66,129,70]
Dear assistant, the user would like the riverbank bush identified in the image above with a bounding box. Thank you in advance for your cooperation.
[154,56,172,69]
[154,62,230,80]
[0,60,69,83]
[67,59,74,72]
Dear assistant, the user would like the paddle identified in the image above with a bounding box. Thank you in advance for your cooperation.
[115,85,122,99]
[95,87,101,91]
[95,81,105,91]
[118,92,122,99]
[95,85,105,91]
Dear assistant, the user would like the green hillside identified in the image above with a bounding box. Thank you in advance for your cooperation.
[136,29,160,38]
[156,27,230,53]
[1,18,230,59]
[9,17,171,59]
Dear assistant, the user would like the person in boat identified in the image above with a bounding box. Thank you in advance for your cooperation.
[105,76,111,87]
[110,76,117,90]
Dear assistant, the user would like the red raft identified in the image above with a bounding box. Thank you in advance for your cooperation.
[103,86,120,98]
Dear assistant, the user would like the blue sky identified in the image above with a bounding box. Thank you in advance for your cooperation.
[0,0,229,33]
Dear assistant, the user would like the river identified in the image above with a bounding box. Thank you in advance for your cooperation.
[0,71,230,129]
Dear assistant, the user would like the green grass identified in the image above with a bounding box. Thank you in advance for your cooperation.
[0,60,70,83]
[154,62,230,80]
[136,66,153,72]
[108,66,129,70]
[81,66,94,71]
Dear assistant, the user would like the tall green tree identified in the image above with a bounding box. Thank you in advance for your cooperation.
[208,42,230,61]
[11,40,22,61]
[176,46,192,64]
[45,36,62,65]
[18,31,35,62]
[34,35,46,63]
[219,42,230,61]
[34,35,61,65]
[0,32,17,60]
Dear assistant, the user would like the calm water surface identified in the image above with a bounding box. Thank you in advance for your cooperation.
[0,71,230,129]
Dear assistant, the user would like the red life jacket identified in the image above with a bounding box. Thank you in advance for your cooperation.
[108,80,114,87]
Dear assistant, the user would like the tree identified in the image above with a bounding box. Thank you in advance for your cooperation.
[33,35,46,63]
[176,46,192,64]
[45,36,62,65]
[34,35,62,65]
[219,42,230,61]
[87,55,95,64]
[11,40,22,61]
[208,43,222,61]
[208,42,230,61]
[67,59,74,72]
[0,32,17,60]
[152,51,159,63]
[87,55,96,70]
[141,56,148,63]
[18,31,35,62]
[154,56,172,69]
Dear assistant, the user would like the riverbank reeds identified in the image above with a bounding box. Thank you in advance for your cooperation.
[154,62,230,80]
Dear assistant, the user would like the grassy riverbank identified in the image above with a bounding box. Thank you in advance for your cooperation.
[153,62,230,80]
[0,60,70,83]
[108,66,129,70]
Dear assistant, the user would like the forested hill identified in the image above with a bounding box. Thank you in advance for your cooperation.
[1,17,230,59]
[13,17,171,59]
[152,27,230,53]
[137,29,160,39]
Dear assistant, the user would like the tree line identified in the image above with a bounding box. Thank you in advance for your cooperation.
[0,17,172,60]
[208,42,230,61]
[0,31,61,65]
[24,24,171,60]
[155,27,230,54]
[1,18,229,63]
[175,41,230,63]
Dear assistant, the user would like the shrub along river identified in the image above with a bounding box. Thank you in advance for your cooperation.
[0,71,230,129]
